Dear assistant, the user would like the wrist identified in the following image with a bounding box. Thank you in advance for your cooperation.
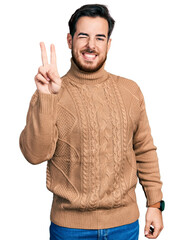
[148,200,165,212]
[149,202,160,208]
[38,91,58,114]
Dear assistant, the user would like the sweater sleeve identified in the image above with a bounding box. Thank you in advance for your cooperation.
[19,90,58,165]
[133,87,163,207]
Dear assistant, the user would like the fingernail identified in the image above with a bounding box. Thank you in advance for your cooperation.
[144,231,148,236]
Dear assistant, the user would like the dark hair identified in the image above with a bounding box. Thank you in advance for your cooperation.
[68,4,115,40]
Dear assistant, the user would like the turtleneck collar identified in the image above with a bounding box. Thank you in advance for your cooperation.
[66,58,109,85]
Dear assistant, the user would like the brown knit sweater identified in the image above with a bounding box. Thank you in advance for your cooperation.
[19,59,163,229]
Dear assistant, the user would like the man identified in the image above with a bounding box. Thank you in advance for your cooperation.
[19,4,164,240]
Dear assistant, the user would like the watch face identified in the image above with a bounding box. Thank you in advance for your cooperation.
[160,200,165,211]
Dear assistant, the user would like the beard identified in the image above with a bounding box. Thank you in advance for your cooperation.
[72,47,107,73]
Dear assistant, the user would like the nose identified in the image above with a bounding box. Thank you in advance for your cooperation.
[87,37,96,50]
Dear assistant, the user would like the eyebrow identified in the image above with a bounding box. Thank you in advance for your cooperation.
[77,32,106,38]
[96,34,106,38]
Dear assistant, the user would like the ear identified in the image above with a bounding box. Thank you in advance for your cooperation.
[107,38,112,53]
[67,33,73,49]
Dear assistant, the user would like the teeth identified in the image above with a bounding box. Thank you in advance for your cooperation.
[82,53,97,61]
[84,53,96,58]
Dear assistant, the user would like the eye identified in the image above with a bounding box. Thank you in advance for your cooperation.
[97,38,105,41]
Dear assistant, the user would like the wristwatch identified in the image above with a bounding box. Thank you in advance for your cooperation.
[159,200,165,211]
[149,200,165,212]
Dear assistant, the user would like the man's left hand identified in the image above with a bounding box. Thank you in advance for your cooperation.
[144,207,164,239]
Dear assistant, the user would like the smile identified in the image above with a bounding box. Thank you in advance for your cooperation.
[82,52,97,61]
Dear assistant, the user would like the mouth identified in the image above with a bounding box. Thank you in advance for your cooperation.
[82,52,98,62]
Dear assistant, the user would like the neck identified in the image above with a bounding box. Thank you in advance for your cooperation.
[66,58,109,85]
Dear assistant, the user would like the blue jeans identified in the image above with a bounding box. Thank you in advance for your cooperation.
[50,219,139,240]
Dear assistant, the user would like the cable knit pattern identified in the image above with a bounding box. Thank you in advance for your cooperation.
[19,58,163,229]
[67,82,90,210]
[103,79,123,207]
[110,76,128,199]
[80,85,101,210]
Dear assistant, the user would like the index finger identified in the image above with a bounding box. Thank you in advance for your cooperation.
[50,44,57,66]
[40,42,48,66]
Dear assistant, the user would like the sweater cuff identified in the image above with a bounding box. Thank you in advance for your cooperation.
[38,92,58,114]
[145,188,163,207]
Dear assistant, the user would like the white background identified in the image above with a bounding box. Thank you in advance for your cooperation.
[0,0,183,239]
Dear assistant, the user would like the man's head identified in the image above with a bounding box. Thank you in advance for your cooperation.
[67,4,115,73]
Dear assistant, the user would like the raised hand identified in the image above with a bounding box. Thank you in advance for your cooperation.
[34,42,62,94]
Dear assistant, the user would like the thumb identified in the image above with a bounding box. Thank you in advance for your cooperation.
[144,220,152,236]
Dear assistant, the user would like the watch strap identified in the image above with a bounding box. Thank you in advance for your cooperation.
[149,200,165,211]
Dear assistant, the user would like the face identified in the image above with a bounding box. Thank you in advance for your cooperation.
[67,16,111,72]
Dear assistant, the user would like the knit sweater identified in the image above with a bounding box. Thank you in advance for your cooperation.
[19,59,163,229]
